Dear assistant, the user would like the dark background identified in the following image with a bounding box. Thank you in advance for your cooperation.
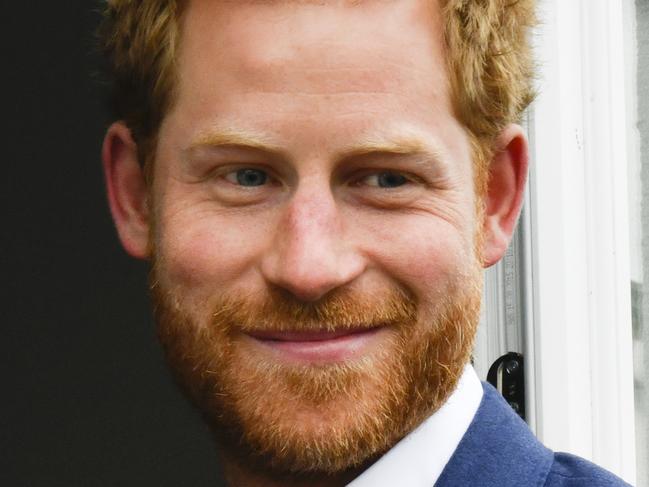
[3,3,223,486]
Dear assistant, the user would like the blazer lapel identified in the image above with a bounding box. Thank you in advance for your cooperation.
[435,382,553,487]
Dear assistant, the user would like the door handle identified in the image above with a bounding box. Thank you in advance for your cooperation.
[487,352,525,421]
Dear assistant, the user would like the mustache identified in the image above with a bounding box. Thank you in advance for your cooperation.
[207,284,419,333]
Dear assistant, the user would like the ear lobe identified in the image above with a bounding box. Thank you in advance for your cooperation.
[481,124,529,268]
[102,122,151,259]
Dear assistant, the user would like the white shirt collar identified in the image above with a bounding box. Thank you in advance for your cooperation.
[347,364,483,487]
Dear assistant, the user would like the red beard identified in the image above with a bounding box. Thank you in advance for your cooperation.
[151,262,481,477]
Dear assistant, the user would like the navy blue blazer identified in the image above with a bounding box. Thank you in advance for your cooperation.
[435,382,631,486]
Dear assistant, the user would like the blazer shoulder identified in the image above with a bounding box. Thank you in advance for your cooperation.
[544,452,632,487]
[436,383,632,487]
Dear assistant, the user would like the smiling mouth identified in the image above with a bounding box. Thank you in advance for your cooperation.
[242,327,386,363]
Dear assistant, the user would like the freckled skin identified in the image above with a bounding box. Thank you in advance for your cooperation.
[153,0,477,306]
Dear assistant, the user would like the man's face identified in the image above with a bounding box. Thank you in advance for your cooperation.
[149,0,481,477]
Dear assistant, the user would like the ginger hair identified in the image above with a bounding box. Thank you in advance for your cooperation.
[98,0,185,172]
[441,0,536,193]
[98,0,536,185]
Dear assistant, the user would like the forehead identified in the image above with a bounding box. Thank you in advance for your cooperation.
[168,0,463,158]
[182,1,443,68]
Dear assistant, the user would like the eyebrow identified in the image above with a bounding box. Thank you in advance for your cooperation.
[187,128,286,155]
[186,126,447,163]
[340,133,446,161]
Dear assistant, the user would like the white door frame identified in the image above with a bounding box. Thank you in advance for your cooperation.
[527,0,637,482]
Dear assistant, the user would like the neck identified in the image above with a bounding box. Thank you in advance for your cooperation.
[219,450,365,487]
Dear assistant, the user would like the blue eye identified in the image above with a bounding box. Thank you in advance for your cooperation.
[363,172,409,188]
[225,169,268,187]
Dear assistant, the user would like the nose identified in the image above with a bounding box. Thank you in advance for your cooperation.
[260,183,366,302]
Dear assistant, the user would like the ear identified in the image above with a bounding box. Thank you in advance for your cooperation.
[102,122,151,259]
[481,124,529,268]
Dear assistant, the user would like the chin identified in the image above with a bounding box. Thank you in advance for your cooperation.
[151,267,481,475]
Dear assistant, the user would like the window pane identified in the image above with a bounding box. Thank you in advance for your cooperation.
[628,0,649,484]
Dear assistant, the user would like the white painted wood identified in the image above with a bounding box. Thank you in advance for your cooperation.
[580,1,636,479]
[529,0,593,459]
[528,0,636,483]
[520,184,538,436]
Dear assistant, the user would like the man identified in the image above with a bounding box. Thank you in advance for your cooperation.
[98,1,630,485]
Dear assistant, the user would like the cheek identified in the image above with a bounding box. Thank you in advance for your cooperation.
[361,216,475,299]
[154,207,269,291]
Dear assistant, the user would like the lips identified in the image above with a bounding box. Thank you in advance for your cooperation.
[245,327,377,342]
[242,327,385,363]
